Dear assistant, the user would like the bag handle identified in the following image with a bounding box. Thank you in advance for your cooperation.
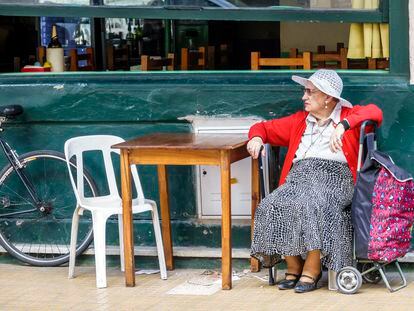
[359,120,377,145]
[258,145,266,200]
[357,120,378,172]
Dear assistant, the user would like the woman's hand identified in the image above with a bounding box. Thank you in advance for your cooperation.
[247,137,265,159]
[330,123,345,153]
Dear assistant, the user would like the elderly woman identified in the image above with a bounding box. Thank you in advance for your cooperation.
[247,69,383,293]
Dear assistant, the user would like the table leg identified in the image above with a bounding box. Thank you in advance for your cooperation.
[250,157,260,272]
[220,151,232,290]
[120,150,135,287]
[157,165,174,270]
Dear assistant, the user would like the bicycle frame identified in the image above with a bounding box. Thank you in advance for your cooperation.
[0,137,42,217]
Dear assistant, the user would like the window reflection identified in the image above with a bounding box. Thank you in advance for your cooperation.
[40,17,91,48]
[0,15,388,73]
[103,19,388,71]
[0,0,376,9]
[0,0,89,4]
[105,18,165,70]
[103,0,360,9]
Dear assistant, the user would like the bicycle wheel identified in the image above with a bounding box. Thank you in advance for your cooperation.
[0,150,98,266]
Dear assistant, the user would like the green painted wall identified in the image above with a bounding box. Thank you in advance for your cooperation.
[0,71,413,249]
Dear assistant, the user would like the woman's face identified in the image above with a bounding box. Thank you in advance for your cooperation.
[302,81,329,114]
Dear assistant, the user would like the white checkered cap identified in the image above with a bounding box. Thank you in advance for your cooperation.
[291,69,353,108]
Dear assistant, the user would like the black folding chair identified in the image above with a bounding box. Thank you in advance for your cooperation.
[257,145,280,285]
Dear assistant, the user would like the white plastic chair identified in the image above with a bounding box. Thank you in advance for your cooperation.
[65,135,167,288]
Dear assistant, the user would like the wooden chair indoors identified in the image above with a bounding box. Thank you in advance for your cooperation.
[180,47,210,70]
[106,44,130,71]
[289,44,348,70]
[12,41,42,72]
[315,42,345,67]
[69,47,95,71]
[207,46,215,70]
[368,58,389,70]
[251,51,312,70]
[37,46,46,66]
[317,42,369,70]
[13,54,36,72]
[140,53,175,71]
[13,57,21,72]
[314,45,348,69]
[218,44,230,69]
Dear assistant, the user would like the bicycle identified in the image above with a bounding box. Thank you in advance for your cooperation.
[0,105,98,266]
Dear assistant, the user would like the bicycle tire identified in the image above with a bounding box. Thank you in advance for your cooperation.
[0,150,98,266]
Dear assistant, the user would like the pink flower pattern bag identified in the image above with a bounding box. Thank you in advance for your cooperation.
[368,167,414,261]
[352,150,414,262]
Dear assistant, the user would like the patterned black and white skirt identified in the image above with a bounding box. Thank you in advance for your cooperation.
[251,157,355,272]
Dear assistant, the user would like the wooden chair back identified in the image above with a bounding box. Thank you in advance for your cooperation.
[106,44,132,71]
[141,54,175,71]
[181,47,210,70]
[368,58,389,70]
[37,46,46,66]
[316,43,371,70]
[216,44,230,69]
[207,46,215,70]
[317,42,345,55]
[289,45,348,70]
[314,47,348,69]
[11,44,41,72]
[69,47,95,71]
[251,51,312,70]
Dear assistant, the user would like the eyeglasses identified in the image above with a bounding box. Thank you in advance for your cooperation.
[303,88,320,96]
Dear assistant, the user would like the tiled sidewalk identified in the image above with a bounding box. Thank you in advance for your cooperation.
[0,263,413,311]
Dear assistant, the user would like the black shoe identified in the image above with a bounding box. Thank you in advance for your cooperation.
[294,272,322,293]
[277,273,301,290]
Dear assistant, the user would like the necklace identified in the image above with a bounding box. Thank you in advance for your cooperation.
[302,119,332,159]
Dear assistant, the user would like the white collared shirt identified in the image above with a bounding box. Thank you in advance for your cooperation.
[294,103,347,163]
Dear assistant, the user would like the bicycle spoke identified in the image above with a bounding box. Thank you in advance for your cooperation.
[55,243,61,255]
[52,205,76,218]
[0,208,37,218]
[64,243,70,254]
[0,182,34,207]
[7,202,34,207]
[20,243,26,254]
[42,157,47,201]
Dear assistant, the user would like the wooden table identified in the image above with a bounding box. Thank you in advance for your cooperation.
[113,133,260,290]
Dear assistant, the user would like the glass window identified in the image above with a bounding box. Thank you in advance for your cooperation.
[101,18,388,71]
[0,0,392,73]
[0,15,92,72]
[103,0,377,9]
[104,0,165,5]
[0,0,89,4]
[280,0,353,8]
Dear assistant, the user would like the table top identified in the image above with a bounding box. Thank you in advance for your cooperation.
[113,133,249,150]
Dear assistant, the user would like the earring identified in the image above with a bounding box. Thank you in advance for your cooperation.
[324,100,328,109]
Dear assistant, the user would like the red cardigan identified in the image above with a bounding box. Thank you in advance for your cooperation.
[248,104,383,185]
